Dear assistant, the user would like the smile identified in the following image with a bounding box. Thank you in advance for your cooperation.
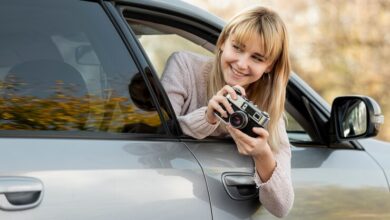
[231,66,247,78]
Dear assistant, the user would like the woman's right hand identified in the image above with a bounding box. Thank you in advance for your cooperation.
[206,85,246,124]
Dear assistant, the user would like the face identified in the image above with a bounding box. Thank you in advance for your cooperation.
[220,34,273,88]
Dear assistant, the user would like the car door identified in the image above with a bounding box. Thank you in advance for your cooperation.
[0,1,211,219]
[276,78,390,220]
[117,2,265,219]
[117,1,390,220]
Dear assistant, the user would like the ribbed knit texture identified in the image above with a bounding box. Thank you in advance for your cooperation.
[161,51,294,217]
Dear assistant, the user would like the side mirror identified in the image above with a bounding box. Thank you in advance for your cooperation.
[330,96,384,142]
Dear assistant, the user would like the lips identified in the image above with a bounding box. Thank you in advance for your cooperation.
[224,65,250,86]
[231,66,247,79]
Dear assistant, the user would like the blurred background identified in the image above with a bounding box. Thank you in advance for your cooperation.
[183,0,390,142]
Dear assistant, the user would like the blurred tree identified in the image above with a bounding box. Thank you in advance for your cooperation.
[288,0,389,141]
[186,0,390,141]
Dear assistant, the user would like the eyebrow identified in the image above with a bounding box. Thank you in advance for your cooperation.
[232,40,266,58]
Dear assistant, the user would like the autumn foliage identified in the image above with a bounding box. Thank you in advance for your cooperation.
[0,84,161,132]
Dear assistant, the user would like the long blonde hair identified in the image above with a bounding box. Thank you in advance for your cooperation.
[207,6,291,151]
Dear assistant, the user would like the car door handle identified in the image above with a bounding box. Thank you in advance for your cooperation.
[222,173,258,201]
[0,177,44,211]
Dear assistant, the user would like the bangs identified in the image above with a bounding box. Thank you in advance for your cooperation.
[231,18,282,63]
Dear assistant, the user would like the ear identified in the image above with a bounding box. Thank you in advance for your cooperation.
[219,42,225,52]
[218,33,232,52]
[265,63,274,73]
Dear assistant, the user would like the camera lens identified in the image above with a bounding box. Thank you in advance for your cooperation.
[229,111,248,129]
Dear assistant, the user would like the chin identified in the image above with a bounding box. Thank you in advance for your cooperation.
[224,80,238,87]
[225,81,235,86]
[224,74,247,87]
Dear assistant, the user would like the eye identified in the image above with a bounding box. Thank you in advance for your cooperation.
[232,44,243,52]
[252,55,265,62]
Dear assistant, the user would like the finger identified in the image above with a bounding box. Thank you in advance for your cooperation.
[217,85,237,100]
[235,139,249,155]
[228,125,251,140]
[252,127,269,138]
[220,98,234,114]
[228,125,258,149]
[233,138,245,154]
[224,85,238,100]
[216,85,229,96]
[212,95,234,114]
[209,98,228,118]
[227,126,248,155]
[232,85,246,97]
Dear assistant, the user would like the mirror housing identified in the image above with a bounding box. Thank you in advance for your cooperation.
[330,96,384,142]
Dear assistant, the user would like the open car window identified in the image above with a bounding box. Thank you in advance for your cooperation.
[124,14,314,143]
[127,19,214,77]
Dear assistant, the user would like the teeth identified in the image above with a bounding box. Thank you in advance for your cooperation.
[232,68,244,77]
[232,67,246,76]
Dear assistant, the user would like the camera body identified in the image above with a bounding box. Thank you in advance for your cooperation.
[214,88,270,137]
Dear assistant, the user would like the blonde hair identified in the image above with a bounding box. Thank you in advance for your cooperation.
[207,6,291,151]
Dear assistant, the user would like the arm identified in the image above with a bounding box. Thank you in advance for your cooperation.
[226,118,294,218]
[161,52,219,139]
[253,119,294,218]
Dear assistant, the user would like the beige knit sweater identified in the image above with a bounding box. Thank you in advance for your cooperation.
[161,51,294,217]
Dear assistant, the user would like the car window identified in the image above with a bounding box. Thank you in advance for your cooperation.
[285,112,312,142]
[0,0,164,135]
[127,19,214,77]
[125,16,312,142]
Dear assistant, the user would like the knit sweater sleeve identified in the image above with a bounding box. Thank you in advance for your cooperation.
[160,52,219,139]
[253,118,294,218]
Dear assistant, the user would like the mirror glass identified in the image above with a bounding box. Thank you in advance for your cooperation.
[341,100,367,138]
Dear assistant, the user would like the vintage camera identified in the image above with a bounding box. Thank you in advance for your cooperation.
[214,88,270,137]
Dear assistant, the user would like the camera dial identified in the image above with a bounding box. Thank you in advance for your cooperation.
[229,111,248,129]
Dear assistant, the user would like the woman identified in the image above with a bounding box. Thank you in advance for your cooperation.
[161,6,294,217]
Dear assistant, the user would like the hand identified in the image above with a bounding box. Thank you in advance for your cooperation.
[226,125,272,158]
[206,85,246,124]
[227,125,277,182]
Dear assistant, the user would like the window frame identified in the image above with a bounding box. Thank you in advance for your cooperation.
[116,2,361,149]
[119,5,321,143]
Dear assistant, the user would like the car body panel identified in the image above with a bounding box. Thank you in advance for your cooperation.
[0,138,211,219]
[252,146,390,219]
[287,146,390,219]
[184,140,259,220]
[185,138,390,219]
[361,138,390,189]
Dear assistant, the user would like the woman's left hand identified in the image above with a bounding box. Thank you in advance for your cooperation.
[227,125,276,182]
[226,125,271,158]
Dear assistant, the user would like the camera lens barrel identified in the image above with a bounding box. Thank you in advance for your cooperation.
[229,111,248,129]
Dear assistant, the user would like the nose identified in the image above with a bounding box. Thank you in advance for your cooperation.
[236,54,249,71]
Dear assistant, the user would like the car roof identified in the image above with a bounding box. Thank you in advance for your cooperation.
[112,0,225,30]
